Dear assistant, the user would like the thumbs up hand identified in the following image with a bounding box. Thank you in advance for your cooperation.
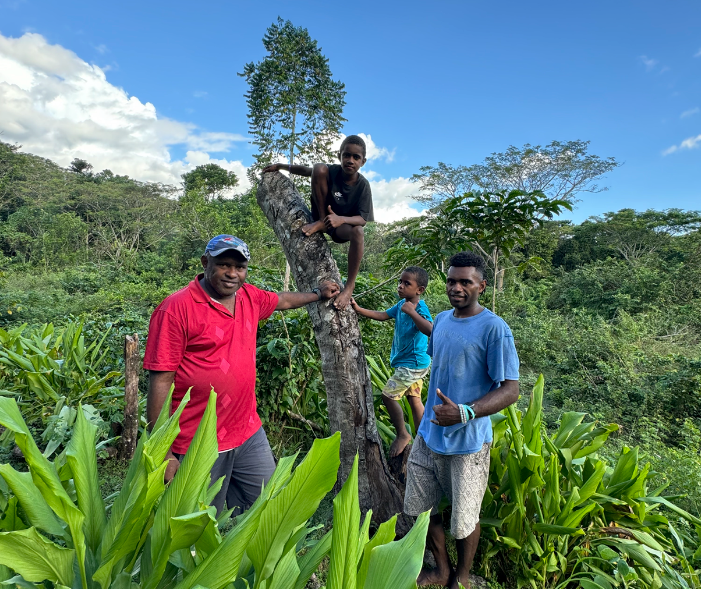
[430,389,462,426]
[324,206,343,230]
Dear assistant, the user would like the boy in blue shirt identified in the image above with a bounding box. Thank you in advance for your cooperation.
[351,266,433,458]
[403,252,519,589]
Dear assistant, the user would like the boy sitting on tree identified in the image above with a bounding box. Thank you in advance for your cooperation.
[262,135,373,310]
[351,266,433,457]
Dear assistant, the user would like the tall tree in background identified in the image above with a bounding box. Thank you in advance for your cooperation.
[240,17,346,289]
[411,140,620,208]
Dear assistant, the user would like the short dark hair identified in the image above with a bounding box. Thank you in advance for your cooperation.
[340,134,366,157]
[403,266,429,288]
[448,251,486,279]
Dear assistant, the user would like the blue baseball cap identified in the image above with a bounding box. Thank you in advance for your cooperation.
[205,235,251,260]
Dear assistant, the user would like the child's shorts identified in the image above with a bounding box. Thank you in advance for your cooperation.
[381,366,430,400]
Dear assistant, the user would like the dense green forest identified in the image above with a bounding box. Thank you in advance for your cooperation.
[2,137,701,587]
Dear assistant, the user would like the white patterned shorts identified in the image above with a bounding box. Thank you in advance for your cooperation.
[381,366,430,400]
[403,434,491,539]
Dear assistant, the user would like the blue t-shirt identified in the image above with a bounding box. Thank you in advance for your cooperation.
[418,308,520,455]
[385,299,433,370]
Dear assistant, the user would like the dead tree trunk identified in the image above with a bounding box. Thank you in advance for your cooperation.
[257,172,408,528]
[121,333,140,460]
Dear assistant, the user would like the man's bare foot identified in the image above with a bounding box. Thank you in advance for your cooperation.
[333,287,354,310]
[418,566,452,587]
[389,430,412,458]
[451,576,469,589]
[302,220,325,237]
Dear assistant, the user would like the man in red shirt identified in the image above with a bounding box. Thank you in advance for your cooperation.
[144,235,339,515]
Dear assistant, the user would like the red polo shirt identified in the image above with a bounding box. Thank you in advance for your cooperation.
[143,275,279,453]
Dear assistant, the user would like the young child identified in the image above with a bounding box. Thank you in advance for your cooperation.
[262,135,373,310]
[351,266,433,457]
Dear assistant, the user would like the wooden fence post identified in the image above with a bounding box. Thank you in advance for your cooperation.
[121,333,139,460]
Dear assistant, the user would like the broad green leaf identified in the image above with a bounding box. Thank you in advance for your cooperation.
[142,392,218,589]
[0,465,65,538]
[66,403,106,553]
[552,412,586,448]
[267,546,299,589]
[531,523,583,536]
[169,510,217,552]
[0,527,74,585]
[0,398,88,589]
[172,494,266,589]
[327,454,360,589]
[357,516,396,589]
[93,460,168,589]
[294,530,332,589]
[522,374,543,455]
[361,510,430,589]
[248,433,340,583]
[356,510,372,565]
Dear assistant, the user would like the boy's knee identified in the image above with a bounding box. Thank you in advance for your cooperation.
[351,225,364,241]
[312,163,329,181]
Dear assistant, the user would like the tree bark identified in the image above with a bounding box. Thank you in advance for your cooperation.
[257,172,409,529]
[121,334,140,460]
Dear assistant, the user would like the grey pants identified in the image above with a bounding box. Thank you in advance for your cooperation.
[177,426,276,516]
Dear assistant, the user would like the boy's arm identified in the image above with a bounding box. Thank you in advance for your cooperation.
[324,208,367,229]
[401,301,433,336]
[351,298,391,321]
[262,163,313,177]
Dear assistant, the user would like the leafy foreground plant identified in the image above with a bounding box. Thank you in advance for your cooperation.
[0,320,122,456]
[0,392,429,589]
[480,375,701,589]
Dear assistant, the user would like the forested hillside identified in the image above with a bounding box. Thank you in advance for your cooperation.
[3,138,701,589]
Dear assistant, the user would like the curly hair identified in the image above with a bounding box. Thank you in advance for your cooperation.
[448,251,487,280]
[340,134,366,157]
[403,266,429,288]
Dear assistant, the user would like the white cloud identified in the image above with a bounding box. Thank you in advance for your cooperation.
[368,176,424,223]
[662,134,701,156]
[681,107,700,119]
[639,55,659,71]
[695,48,701,58]
[193,90,208,98]
[94,44,108,54]
[0,32,248,186]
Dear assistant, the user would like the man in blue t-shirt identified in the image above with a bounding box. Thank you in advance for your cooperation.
[404,252,520,589]
[352,266,433,457]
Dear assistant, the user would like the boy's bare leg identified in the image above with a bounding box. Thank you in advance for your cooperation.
[452,524,480,589]
[407,395,425,431]
[418,513,452,587]
[331,224,363,309]
[303,164,329,236]
[383,395,412,458]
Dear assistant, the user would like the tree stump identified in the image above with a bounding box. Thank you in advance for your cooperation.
[120,333,139,460]
[257,172,409,530]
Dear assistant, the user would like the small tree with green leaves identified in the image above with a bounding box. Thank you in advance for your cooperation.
[387,190,572,312]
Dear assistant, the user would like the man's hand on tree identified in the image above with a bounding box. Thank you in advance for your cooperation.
[262,164,282,173]
[164,449,180,483]
[318,280,341,300]
[324,206,344,230]
[430,389,462,427]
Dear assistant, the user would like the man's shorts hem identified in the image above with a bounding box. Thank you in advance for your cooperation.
[403,434,490,540]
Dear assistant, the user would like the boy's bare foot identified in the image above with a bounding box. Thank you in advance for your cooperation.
[389,430,412,458]
[452,576,469,589]
[418,566,452,587]
[333,287,354,310]
[302,220,325,236]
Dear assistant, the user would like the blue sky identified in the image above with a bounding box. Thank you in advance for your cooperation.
[1,0,700,223]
